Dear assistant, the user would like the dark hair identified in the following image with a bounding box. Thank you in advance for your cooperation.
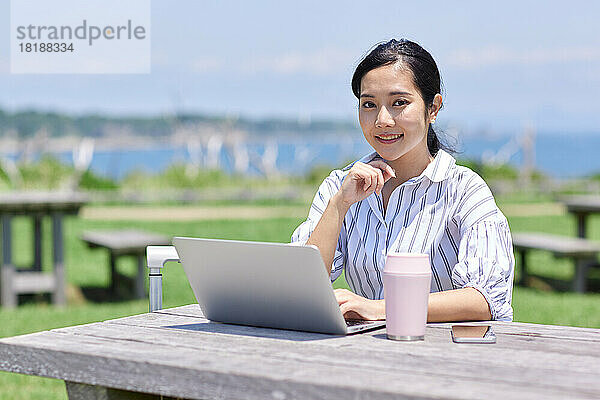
[351,38,453,157]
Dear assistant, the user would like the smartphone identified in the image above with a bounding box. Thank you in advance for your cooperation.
[451,325,496,344]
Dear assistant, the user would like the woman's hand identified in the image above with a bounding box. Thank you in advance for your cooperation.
[335,160,395,209]
[334,289,385,320]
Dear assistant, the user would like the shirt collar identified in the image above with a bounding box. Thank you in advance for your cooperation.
[343,149,456,183]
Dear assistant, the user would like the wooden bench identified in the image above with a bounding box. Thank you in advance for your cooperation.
[512,232,600,293]
[81,230,170,299]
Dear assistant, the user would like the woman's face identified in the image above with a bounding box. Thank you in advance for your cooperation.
[358,63,439,162]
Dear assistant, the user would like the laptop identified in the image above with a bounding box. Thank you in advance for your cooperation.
[172,237,386,335]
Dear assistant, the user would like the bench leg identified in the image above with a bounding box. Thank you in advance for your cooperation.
[33,215,43,272]
[136,254,146,299]
[109,253,146,299]
[576,213,587,238]
[574,259,591,293]
[517,249,528,286]
[65,381,179,400]
[1,214,16,308]
[52,213,66,306]
[110,252,117,295]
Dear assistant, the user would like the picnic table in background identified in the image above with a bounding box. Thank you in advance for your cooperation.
[512,232,600,292]
[512,195,600,292]
[0,304,599,399]
[0,191,87,308]
[81,229,170,299]
[561,195,600,238]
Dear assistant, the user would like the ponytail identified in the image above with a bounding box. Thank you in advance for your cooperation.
[427,125,440,157]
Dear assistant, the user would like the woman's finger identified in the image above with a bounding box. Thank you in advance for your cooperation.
[361,164,385,195]
[382,164,396,181]
[369,160,396,181]
[339,302,352,316]
[360,171,372,192]
[348,167,366,191]
[334,289,356,305]
[334,288,351,296]
[335,294,350,305]
[375,168,384,195]
[356,165,379,193]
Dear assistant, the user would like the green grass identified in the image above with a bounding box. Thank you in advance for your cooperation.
[1,209,600,399]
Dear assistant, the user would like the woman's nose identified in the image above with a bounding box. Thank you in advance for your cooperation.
[375,106,395,128]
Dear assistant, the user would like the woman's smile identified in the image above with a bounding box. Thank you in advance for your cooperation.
[374,133,404,144]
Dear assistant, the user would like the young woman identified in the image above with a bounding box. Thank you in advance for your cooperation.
[291,39,515,322]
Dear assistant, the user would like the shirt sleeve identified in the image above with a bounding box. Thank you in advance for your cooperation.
[451,173,515,321]
[290,170,347,283]
[451,218,515,321]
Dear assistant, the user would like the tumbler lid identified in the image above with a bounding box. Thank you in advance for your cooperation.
[384,252,431,275]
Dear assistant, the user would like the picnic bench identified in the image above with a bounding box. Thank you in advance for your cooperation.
[0,192,87,308]
[81,230,169,299]
[512,232,600,292]
[1,304,599,399]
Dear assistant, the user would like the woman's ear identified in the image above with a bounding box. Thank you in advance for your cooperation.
[429,94,443,123]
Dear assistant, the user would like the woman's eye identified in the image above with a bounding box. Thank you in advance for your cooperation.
[393,99,408,106]
[361,101,375,108]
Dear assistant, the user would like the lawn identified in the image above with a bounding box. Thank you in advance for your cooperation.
[1,208,599,399]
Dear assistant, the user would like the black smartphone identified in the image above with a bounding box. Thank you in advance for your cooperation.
[451,325,496,344]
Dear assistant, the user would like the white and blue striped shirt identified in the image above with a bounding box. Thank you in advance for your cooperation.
[291,149,515,321]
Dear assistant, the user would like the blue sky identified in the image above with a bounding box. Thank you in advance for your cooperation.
[1,0,599,135]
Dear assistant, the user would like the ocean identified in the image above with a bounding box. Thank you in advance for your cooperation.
[49,133,599,181]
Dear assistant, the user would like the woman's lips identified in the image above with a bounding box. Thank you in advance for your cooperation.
[375,134,403,144]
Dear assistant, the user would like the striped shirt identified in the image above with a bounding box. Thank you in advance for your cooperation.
[291,149,515,321]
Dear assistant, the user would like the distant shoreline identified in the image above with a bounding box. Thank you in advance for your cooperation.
[1,132,599,180]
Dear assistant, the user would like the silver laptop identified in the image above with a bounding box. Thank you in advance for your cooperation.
[172,237,386,335]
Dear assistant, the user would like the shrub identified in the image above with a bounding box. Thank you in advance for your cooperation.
[18,155,72,189]
[79,170,119,191]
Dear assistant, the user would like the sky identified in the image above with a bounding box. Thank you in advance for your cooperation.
[1,0,599,135]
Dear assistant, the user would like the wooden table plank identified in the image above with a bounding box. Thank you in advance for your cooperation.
[561,195,600,213]
[102,318,600,359]
[0,192,87,214]
[155,304,600,343]
[1,305,599,399]
[1,328,597,400]
[81,230,170,254]
[512,232,600,257]
[63,317,600,370]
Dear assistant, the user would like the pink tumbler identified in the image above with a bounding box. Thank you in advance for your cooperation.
[383,253,432,341]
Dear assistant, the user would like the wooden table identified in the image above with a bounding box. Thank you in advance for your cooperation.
[0,192,87,308]
[81,229,170,298]
[561,195,600,238]
[512,232,600,292]
[0,304,599,400]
